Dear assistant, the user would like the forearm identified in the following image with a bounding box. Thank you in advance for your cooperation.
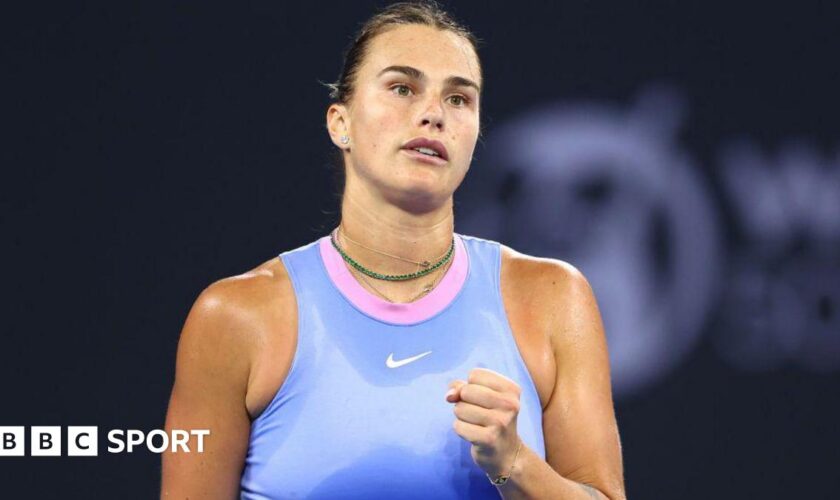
[495,445,616,500]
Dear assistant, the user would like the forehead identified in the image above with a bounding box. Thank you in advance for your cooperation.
[360,24,481,85]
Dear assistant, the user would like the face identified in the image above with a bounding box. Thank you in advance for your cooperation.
[328,24,482,210]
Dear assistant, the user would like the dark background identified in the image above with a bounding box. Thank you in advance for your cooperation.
[3,1,839,498]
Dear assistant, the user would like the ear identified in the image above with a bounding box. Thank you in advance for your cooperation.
[326,103,350,149]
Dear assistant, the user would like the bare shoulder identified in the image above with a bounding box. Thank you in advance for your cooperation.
[176,256,296,393]
[499,244,593,315]
[196,256,293,318]
[187,258,291,340]
[500,244,586,287]
[499,244,603,352]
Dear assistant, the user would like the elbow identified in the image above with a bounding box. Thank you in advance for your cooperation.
[601,487,627,500]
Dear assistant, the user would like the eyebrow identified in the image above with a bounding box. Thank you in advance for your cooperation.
[377,65,481,93]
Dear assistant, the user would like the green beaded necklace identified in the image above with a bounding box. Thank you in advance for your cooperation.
[330,230,455,282]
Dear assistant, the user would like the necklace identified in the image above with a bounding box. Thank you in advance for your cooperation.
[339,226,451,269]
[330,228,455,282]
[352,252,453,303]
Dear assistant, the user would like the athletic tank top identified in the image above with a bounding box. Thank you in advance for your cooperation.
[239,234,546,499]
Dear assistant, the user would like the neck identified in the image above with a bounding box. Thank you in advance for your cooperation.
[338,182,455,277]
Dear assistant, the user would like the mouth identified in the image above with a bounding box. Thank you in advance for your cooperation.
[401,148,448,166]
[401,137,449,164]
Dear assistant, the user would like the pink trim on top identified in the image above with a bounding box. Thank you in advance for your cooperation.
[319,233,469,325]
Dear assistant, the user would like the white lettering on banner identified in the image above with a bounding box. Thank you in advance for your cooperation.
[31,426,61,457]
[0,426,210,456]
[68,426,98,456]
[107,428,210,453]
[0,427,25,456]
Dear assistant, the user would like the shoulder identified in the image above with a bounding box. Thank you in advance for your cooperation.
[192,257,291,327]
[459,234,587,288]
[457,233,592,311]
[499,243,590,297]
[178,256,295,369]
[498,243,600,348]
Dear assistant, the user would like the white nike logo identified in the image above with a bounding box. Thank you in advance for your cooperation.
[386,351,433,368]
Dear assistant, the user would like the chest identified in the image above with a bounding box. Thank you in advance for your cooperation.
[247,281,556,420]
[242,287,549,496]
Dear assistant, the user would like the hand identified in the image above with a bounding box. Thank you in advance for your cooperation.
[446,367,523,478]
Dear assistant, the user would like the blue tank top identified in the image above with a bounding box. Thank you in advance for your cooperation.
[239,234,546,499]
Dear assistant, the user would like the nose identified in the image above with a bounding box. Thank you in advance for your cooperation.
[419,95,445,132]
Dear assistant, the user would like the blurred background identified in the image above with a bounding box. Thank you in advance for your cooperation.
[2,1,838,498]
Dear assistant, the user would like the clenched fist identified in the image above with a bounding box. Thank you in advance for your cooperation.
[446,367,523,479]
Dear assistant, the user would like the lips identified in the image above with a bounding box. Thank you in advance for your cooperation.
[401,137,449,161]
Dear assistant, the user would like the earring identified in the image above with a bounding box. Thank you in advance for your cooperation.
[340,135,350,145]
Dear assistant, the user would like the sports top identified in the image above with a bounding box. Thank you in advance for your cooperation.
[239,233,546,499]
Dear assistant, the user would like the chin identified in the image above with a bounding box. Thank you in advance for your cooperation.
[383,180,453,213]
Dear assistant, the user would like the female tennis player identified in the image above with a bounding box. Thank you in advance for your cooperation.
[162,2,625,499]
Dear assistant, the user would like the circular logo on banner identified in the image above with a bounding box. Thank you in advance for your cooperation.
[458,86,723,398]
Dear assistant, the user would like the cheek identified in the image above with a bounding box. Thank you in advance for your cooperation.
[355,101,402,155]
[452,118,480,157]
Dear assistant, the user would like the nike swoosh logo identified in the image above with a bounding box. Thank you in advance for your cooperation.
[386,351,433,368]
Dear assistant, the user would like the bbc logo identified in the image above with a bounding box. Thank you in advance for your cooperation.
[1,426,208,456]
[1,426,97,457]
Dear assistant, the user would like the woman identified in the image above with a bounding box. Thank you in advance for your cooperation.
[162,2,625,499]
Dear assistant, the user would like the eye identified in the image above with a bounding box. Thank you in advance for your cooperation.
[391,84,413,97]
[448,95,469,107]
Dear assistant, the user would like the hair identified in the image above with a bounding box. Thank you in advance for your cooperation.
[325,1,482,105]
[323,1,482,208]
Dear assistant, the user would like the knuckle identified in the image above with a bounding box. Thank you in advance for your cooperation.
[502,412,516,427]
[453,403,464,418]
[491,415,505,430]
[496,395,517,412]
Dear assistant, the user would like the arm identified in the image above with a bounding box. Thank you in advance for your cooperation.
[498,262,626,500]
[448,260,625,499]
[160,282,257,499]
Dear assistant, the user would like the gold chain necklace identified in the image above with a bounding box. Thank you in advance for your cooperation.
[353,257,453,303]
[338,229,453,303]
[338,225,451,269]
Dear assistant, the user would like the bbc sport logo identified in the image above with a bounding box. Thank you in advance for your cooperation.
[0,426,209,456]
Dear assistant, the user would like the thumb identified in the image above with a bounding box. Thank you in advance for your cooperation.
[445,380,467,403]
